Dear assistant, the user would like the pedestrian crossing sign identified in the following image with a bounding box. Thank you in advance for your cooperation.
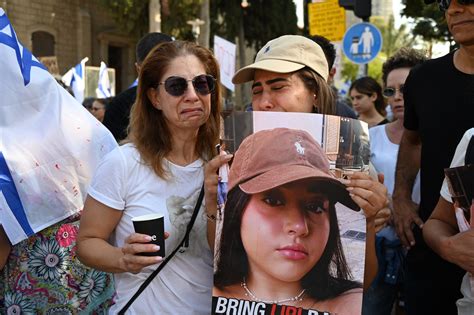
[342,22,382,64]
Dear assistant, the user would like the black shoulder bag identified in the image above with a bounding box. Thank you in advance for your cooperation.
[118,184,205,314]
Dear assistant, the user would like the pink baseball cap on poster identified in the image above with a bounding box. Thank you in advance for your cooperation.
[227,128,360,211]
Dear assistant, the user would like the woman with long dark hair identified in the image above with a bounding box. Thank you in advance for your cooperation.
[213,128,372,314]
[349,77,388,127]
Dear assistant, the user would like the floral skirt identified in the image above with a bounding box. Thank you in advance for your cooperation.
[0,214,115,314]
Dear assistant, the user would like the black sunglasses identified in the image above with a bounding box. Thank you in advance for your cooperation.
[157,74,216,97]
[435,0,474,11]
[383,85,405,98]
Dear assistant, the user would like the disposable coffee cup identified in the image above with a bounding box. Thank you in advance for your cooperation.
[131,213,165,257]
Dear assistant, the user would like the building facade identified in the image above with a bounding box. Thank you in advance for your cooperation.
[4,0,141,93]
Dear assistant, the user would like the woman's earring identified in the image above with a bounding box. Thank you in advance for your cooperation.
[313,94,319,113]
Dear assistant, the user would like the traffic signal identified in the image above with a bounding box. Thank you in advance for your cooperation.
[355,0,371,20]
[338,0,371,20]
[338,0,354,10]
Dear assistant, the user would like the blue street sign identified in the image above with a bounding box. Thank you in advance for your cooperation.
[342,22,382,65]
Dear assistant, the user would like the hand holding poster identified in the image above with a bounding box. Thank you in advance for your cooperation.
[213,112,369,315]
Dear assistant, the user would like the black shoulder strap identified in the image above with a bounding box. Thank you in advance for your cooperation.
[465,135,474,165]
[118,184,205,314]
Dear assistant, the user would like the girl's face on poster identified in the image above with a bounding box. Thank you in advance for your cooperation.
[251,70,314,113]
[240,179,331,283]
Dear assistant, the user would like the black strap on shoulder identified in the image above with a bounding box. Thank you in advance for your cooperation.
[118,184,205,314]
[465,135,474,165]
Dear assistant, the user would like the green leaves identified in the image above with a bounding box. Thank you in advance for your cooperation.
[99,0,149,36]
[401,0,452,45]
[211,0,299,49]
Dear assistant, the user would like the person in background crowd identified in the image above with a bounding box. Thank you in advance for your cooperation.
[91,98,109,123]
[231,34,390,289]
[309,35,357,119]
[77,40,230,314]
[392,0,474,313]
[424,128,474,315]
[102,32,173,142]
[349,77,388,128]
[363,47,427,315]
[82,96,95,113]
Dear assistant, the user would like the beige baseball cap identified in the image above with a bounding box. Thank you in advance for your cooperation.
[227,128,360,211]
[232,35,329,84]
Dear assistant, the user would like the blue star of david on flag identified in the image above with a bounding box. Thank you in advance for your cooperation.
[0,9,46,86]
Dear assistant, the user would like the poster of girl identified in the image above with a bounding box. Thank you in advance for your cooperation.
[213,128,365,314]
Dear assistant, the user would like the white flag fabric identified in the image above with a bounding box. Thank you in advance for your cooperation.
[62,57,89,103]
[0,8,118,245]
[96,61,112,98]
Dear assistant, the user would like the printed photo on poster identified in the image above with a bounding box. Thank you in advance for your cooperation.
[212,112,369,315]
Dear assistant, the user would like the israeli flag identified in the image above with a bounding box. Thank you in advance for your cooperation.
[62,57,89,103]
[0,8,117,245]
[96,61,112,98]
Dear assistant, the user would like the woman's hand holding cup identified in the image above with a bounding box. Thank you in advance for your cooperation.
[119,231,169,274]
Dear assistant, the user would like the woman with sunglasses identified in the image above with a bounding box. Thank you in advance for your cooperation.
[91,97,110,123]
[349,77,388,128]
[77,41,231,314]
[363,47,427,315]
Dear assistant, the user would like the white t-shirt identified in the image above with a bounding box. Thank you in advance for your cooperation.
[439,128,474,315]
[440,128,474,202]
[88,144,213,314]
[369,125,420,202]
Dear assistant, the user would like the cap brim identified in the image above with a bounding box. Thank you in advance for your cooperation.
[239,165,360,211]
[232,59,306,84]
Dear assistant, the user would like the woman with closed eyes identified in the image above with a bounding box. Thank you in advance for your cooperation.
[213,128,365,315]
[77,41,231,314]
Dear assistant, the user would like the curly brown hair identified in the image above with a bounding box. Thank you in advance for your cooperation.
[126,40,221,178]
[382,47,427,86]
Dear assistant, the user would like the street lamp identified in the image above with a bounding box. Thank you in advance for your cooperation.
[186,18,205,42]
[241,0,250,8]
